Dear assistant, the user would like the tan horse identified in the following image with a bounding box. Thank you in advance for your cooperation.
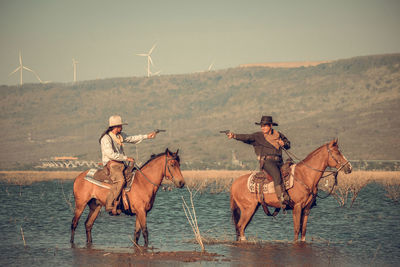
[230,139,352,242]
[70,148,185,246]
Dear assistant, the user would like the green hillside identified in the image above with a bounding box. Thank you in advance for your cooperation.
[1,53,399,170]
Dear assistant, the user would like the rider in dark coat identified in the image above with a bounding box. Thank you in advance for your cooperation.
[227,115,290,208]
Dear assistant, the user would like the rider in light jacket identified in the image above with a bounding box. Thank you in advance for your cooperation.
[99,115,157,215]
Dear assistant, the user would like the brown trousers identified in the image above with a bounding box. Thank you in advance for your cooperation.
[261,159,284,200]
[106,161,125,208]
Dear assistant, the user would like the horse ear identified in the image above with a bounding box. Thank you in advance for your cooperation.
[165,148,170,155]
[330,138,338,147]
[176,149,179,155]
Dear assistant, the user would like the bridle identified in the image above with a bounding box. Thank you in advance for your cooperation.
[163,153,178,184]
[283,144,350,199]
[133,153,178,187]
[283,144,349,175]
[326,144,350,173]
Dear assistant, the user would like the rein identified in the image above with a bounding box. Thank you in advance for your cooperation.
[282,144,349,199]
[133,154,176,188]
[133,162,159,187]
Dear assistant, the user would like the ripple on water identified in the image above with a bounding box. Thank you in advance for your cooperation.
[0,181,399,266]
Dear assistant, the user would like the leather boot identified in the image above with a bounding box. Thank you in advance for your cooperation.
[105,192,114,212]
[109,181,124,215]
[281,184,290,203]
[274,185,286,210]
[110,203,119,216]
[111,197,122,216]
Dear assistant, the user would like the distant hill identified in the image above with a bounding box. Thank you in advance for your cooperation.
[239,60,332,68]
[1,53,399,170]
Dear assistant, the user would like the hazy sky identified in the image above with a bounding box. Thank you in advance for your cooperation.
[1,0,399,85]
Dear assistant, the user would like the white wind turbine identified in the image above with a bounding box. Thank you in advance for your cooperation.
[72,58,79,82]
[136,43,157,77]
[149,69,162,76]
[208,61,214,71]
[9,51,48,85]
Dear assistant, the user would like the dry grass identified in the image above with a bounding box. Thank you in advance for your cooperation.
[180,170,249,193]
[381,179,400,202]
[1,169,399,189]
[182,186,205,251]
[319,171,400,206]
[0,171,80,184]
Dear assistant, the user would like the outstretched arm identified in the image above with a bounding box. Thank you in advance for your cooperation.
[228,132,256,145]
[121,132,153,144]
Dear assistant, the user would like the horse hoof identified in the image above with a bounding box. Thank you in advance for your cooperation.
[239,236,247,242]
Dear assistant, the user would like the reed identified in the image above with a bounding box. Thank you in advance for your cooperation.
[181,170,248,194]
[59,180,74,213]
[382,179,400,202]
[20,226,26,248]
[1,170,399,202]
[181,186,205,252]
[319,171,400,206]
[0,171,80,185]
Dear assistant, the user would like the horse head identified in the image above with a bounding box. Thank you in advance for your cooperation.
[327,138,352,174]
[164,148,185,188]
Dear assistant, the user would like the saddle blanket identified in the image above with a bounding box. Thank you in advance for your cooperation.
[84,168,111,189]
[247,164,296,194]
[84,169,135,214]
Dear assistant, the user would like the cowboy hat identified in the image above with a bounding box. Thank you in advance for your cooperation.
[109,115,128,127]
[255,115,278,126]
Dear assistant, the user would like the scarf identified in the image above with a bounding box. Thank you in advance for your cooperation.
[263,129,281,150]
[108,132,124,147]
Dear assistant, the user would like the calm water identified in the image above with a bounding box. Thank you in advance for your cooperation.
[0,179,399,266]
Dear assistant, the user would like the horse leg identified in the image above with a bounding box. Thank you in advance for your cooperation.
[134,217,142,245]
[137,210,149,247]
[236,204,258,241]
[70,200,87,243]
[134,209,148,246]
[85,199,102,244]
[300,209,310,242]
[230,196,241,241]
[292,203,302,242]
[142,222,149,247]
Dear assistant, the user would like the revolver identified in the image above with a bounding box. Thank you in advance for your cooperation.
[219,130,231,134]
[154,129,166,134]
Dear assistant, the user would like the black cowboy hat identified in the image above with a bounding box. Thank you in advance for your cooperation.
[255,115,278,126]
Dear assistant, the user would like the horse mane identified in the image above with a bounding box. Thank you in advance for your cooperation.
[139,149,180,169]
[302,142,328,162]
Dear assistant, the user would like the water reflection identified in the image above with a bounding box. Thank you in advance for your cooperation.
[225,241,345,266]
[0,181,399,266]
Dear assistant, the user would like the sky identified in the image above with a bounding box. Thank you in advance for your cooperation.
[0,0,399,85]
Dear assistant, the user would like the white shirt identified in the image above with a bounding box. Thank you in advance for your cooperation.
[100,132,148,166]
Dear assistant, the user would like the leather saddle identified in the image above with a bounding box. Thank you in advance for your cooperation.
[92,163,136,187]
[253,159,294,187]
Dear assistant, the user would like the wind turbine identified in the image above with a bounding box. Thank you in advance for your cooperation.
[136,43,157,77]
[72,58,79,82]
[9,51,48,85]
[208,60,215,71]
[149,69,162,76]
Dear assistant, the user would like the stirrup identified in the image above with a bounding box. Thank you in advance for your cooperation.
[109,206,121,216]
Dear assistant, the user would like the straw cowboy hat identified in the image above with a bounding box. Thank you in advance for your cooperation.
[255,115,278,126]
[109,115,128,127]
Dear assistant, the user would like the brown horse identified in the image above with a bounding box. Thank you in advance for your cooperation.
[70,148,185,246]
[230,139,352,242]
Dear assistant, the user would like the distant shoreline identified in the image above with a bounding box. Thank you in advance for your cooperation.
[0,170,399,185]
